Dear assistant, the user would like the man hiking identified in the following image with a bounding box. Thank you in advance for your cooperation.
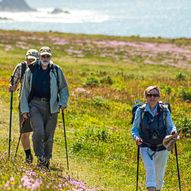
[132,86,178,191]
[20,46,69,170]
[8,49,38,163]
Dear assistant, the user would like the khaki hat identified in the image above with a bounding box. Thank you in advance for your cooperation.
[26,49,39,60]
[39,46,52,56]
[163,134,179,151]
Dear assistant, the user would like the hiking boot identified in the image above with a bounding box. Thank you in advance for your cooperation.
[37,157,46,168]
[25,153,33,164]
[45,160,50,171]
[37,157,50,171]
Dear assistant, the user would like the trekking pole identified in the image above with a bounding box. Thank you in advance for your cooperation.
[14,117,26,158]
[174,142,181,191]
[8,75,14,159]
[14,133,22,158]
[136,146,140,191]
[61,109,69,171]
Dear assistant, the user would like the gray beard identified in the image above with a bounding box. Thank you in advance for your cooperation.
[41,61,49,65]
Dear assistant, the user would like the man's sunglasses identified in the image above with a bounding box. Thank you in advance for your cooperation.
[146,94,159,98]
[41,55,51,59]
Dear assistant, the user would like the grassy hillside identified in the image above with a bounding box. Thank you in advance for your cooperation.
[0,30,190,191]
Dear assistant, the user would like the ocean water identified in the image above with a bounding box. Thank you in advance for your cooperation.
[0,0,191,38]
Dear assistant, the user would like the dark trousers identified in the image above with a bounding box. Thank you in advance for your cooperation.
[29,99,57,160]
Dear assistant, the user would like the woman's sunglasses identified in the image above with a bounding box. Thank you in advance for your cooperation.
[146,94,159,98]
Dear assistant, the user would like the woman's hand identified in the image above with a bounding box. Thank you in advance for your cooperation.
[135,136,143,145]
[171,131,179,139]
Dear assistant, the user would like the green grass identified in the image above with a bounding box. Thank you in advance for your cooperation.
[0,30,191,191]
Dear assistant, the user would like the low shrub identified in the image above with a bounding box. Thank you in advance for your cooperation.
[176,73,186,81]
[178,88,191,101]
[92,96,110,109]
[176,117,191,138]
[84,76,100,87]
[100,76,113,85]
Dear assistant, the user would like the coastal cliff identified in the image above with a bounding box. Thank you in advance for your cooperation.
[0,0,36,11]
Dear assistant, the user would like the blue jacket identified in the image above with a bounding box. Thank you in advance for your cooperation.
[20,61,69,114]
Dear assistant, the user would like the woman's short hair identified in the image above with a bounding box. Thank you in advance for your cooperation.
[144,86,160,97]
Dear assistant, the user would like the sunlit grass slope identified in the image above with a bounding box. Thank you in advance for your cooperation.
[0,30,190,191]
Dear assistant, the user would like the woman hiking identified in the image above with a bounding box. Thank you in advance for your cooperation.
[132,86,178,191]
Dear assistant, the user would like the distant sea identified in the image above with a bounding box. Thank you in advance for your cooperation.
[0,0,191,38]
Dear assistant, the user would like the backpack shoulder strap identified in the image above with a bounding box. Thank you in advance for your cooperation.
[20,62,27,81]
[159,101,171,111]
[158,101,169,129]
[140,104,146,120]
[140,104,146,110]
[28,63,39,103]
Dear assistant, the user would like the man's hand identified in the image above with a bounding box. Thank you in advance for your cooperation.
[59,105,66,111]
[135,136,143,145]
[8,85,17,92]
[20,113,30,127]
[22,113,30,120]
